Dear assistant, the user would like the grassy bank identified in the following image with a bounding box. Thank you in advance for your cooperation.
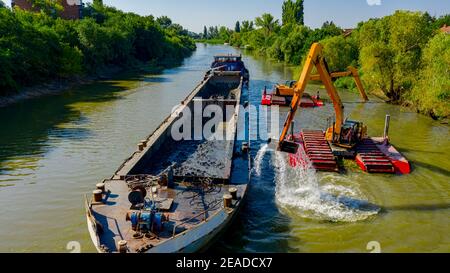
[196,39,226,45]
[0,2,195,96]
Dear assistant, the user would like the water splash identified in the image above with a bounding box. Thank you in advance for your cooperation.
[273,147,379,222]
[253,144,269,176]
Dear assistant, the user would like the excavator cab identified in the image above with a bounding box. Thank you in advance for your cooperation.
[326,120,367,149]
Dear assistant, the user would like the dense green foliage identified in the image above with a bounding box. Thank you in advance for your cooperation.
[357,11,433,101]
[201,25,233,42]
[199,5,448,119]
[409,33,450,118]
[229,19,341,65]
[282,0,304,25]
[0,3,195,95]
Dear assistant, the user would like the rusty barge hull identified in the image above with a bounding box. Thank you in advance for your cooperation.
[86,71,250,253]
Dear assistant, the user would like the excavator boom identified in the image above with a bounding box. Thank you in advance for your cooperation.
[278,43,356,151]
[278,43,320,145]
[309,66,368,102]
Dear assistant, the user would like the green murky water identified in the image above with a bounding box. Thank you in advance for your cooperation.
[0,44,448,253]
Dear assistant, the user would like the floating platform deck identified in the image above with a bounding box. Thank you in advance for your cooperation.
[301,130,338,172]
[261,93,324,107]
[356,139,395,173]
[287,131,410,175]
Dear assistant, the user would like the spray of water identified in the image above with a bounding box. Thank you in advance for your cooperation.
[271,146,379,222]
[253,144,269,176]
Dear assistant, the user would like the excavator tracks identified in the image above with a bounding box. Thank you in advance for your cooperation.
[301,130,339,172]
[356,139,395,173]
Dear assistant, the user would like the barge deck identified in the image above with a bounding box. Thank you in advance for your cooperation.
[86,70,250,253]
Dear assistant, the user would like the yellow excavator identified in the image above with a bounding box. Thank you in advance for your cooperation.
[275,66,368,102]
[276,42,369,154]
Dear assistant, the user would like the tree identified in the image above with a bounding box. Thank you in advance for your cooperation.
[255,13,279,36]
[241,21,254,32]
[32,0,63,18]
[93,0,103,8]
[235,21,241,33]
[207,26,219,39]
[359,11,433,101]
[203,26,208,39]
[282,0,304,25]
[279,24,311,64]
[410,33,450,119]
[0,1,5,8]
[157,16,172,29]
[321,35,358,72]
[219,26,232,42]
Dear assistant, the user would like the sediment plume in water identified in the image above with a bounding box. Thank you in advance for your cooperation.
[253,144,379,222]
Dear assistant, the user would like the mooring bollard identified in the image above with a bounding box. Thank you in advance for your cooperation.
[118,240,128,253]
[96,183,105,193]
[223,194,233,208]
[137,143,145,151]
[140,140,147,148]
[229,187,238,200]
[93,189,103,203]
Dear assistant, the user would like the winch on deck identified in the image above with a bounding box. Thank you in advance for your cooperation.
[125,173,174,237]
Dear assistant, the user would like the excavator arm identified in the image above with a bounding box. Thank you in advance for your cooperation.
[278,43,346,150]
[309,66,368,102]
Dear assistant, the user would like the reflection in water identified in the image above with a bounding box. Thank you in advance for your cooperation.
[0,44,449,253]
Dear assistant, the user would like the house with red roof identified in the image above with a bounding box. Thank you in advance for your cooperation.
[11,0,83,20]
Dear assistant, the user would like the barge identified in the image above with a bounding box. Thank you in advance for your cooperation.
[85,63,250,253]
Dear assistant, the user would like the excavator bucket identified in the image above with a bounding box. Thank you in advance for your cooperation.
[279,141,299,154]
[268,138,299,154]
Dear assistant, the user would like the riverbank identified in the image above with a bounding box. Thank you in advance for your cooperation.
[0,63,167,108]
[0,5,195,97]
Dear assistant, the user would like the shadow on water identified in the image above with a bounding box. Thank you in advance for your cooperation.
[411,160,450,177]
[380,203,450,212]
[0,70,167,177]
[143,76,172,83]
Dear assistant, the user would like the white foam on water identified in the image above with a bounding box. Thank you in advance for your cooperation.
[273,147,379,222]
[253,144,269,176]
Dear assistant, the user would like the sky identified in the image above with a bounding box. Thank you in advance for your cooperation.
[5,0,450,32]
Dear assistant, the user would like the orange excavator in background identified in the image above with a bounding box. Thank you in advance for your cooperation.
[271,42,411,174]
[277,66,368,101]
[261,60,368,107]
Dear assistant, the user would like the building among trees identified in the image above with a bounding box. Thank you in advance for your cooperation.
[11,0,83,19]
[440,24,450,34]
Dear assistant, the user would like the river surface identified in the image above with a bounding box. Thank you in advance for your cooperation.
[0,44,448,253]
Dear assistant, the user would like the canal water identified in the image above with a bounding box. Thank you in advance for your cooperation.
[0,44,448,253]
